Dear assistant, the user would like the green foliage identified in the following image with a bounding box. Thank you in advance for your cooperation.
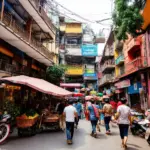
[3,100,21,121]
[113,0,145,40]
[46,65,66,85]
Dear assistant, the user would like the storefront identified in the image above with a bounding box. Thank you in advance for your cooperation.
[114,79,131,100]
[127,82,142,108]
[83,73,98,91]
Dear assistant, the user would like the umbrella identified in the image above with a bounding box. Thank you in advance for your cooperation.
[73,93,84,97]
[97,93,103,97]
[85,96,93,101]
[103,95,109,99]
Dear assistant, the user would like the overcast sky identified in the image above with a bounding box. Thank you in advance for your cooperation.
[55,0,113,35]
[55,0,113,55]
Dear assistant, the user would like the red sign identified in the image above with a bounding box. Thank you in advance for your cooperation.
[115,79,131,89]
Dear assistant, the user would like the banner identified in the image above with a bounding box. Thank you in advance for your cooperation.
[66,65,83,75]
[81,45,98,56]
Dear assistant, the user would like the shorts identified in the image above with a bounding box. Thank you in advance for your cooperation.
[119,124,129,139]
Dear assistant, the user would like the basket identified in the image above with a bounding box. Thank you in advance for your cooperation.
[16,117,38,128]
[43,114,59,123]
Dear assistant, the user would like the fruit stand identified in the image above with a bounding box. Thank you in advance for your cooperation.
[0,75,72,137]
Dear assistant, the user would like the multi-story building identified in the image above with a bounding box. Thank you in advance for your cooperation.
[0,0,57,78]
[99,31,115,95]
[59,21,84,91]
[82,27,98,91]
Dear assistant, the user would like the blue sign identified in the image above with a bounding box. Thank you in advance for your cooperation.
[81,45,98,56]
[83,73,97,80]
[83,73,97,77]
[128,82,142,94]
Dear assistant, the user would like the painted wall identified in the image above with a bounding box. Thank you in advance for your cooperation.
[65,23,82,34]
[142,0,150,30]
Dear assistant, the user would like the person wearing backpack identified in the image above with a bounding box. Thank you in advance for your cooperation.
[103,98,113,134]
[88,99,100,138]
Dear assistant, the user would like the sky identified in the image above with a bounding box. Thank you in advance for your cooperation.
[53,0,113,55]
[55,0,113,34]
[55,0,113,55]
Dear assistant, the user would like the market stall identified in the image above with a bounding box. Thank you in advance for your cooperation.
[0,75,72,136]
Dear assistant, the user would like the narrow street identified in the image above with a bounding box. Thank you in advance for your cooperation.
[1,120,149,150]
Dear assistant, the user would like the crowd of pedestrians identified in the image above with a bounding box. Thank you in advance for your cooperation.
[55,97,133,148]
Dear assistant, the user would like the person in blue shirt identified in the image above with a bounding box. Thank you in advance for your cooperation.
[73,99,82,128]
[88,100,99,138]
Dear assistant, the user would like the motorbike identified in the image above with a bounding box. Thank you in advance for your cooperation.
[138,119,150,145]
[0,114,12,144]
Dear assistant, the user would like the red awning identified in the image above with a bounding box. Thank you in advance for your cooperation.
[1,75,72,97]
[60,83,82,88]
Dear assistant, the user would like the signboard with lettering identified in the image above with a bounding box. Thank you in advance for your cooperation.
[81,45,98,56]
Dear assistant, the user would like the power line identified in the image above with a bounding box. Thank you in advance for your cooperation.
[47,0,95,23]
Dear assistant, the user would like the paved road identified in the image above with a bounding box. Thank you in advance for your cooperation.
[1,120,149,150]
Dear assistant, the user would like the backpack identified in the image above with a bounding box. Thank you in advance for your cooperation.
[92,105,99,119]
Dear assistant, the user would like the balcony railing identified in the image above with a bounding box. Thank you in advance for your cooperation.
[124,37,141,52]
[65,44,81,48]
[101,62,115,72]
[0,59,46,78]
[100,74,114,85]
[2,12,53,60]
[115,55,124,65]
[125,57,146,73]
[29,0,56,34]
[0,60,16,74]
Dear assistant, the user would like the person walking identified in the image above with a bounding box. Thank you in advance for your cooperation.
[73,99,82,128]
[116,98,131,149]
[57,101,65,131]
[88,100,99,138]
[99,100,105,125]
[63,100,78,144]
[103,98,113,134]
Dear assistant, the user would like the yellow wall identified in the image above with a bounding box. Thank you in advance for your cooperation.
[66,65,83,75]
[43,40,59,64]
[142,0,150,30]
[114,42,119,77]
[65,23,82,34]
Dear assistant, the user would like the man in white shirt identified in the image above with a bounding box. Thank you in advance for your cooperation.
[63,99,78,144]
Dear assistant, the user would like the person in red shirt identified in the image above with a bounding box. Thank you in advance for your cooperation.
[117,100,122,109]
[110,99,117,113]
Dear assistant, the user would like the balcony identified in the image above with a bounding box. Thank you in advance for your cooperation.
[115,55,124,66]
[125,57,146,73]
[0,12,54,66]
[19,0,55,39]
[0,59,46,78]
[0,60,16,75]
[65,44,81,56]
[99,74,114,85]
[66,44,81,49]
[102,61,115,73]
[104,45,114,57]
[124,37,141,53]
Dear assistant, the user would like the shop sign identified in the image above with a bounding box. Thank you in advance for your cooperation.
[128,82,142,94]
[85,65,95,74]
[81,45,98,56]
[83,73,97,80]
[115,79,131,89]
[66,65,83,75]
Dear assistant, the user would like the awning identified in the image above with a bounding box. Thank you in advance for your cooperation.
[60,83,82,88]
[0,75,72,97]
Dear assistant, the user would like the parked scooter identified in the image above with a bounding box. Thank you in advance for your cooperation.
[0,114,12,144]
[138,119,150,145]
